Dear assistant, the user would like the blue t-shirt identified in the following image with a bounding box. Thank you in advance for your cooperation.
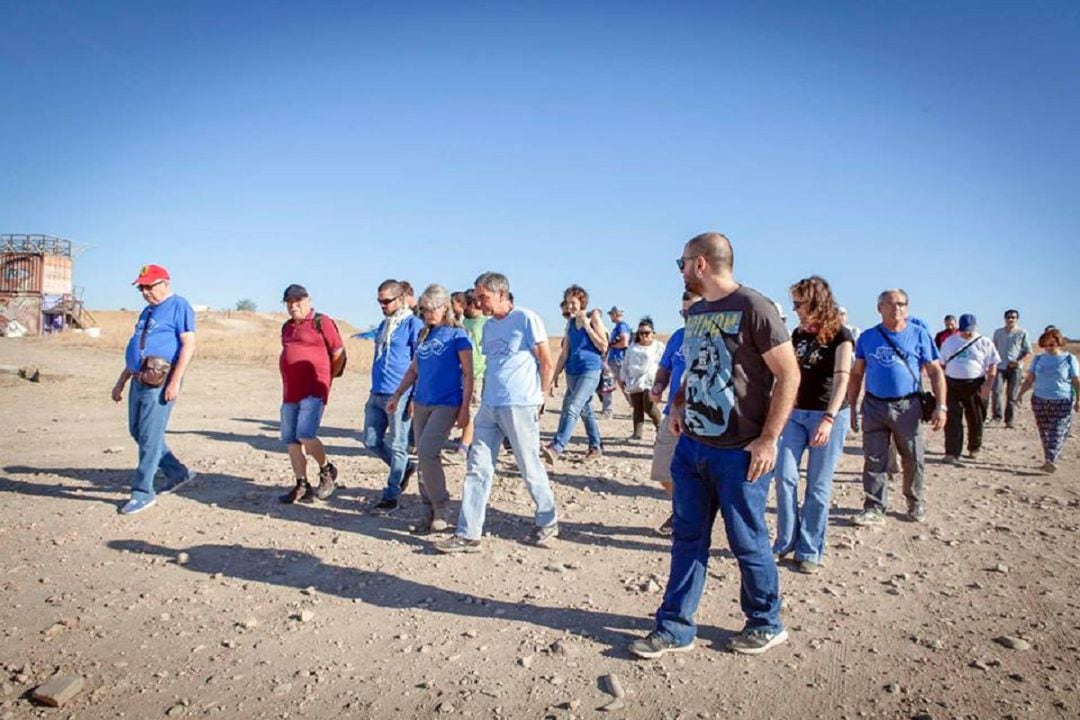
[856,323,939,399]
[415,326,473,407]
[659,327,686,416]
[124,295,196,373]
[481,307,548,407]
[607,321,631,363]
[565,319,603,375]
[371,314,424,394]
[1032,352,1079,401]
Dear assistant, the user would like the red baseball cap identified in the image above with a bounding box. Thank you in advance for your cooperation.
[132,264,170,286]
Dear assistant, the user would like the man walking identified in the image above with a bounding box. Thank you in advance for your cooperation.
[991,309,1032,428]
[939,314,999,465]
[628,232,799,658]
[934,315,958,349]
[364,279,424,512]
[278,284,346,503]
[849,289,947,526]
[600,306,631,417]
[111,264,197,515]
[435,272,559,553]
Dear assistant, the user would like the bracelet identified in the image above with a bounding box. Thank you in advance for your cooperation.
[823,412,835,421]
[821,416,834,424]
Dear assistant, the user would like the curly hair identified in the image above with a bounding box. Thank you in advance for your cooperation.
[790,275,842,345]
[563,284,589,307]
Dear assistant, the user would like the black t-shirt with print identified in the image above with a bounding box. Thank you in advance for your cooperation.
[792,325,854,411]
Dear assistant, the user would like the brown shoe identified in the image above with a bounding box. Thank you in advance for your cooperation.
[315,462,337,500]
[279,479,311,504]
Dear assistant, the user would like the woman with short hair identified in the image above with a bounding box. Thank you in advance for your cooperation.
[1018,327,1080,473]
[621,317,665,441]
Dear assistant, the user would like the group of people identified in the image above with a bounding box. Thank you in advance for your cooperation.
[112,234,1078,660]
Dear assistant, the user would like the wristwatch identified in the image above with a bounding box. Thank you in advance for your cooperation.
[937,404,948,412]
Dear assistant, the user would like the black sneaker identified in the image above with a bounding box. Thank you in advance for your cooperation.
[726,628,789,655]
[401,462,417,493]
[627,631,694,659]
[656,514,674,536]
[372,497,398,513]
[315,462,337,500]
[529,522,559,546]
[434,535,482,554]
[279,479,311,504]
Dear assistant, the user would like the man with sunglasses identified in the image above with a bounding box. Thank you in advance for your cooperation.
[629,232,799,659]
[991,309,1032,428]
[110,264,197,515]
[364,279,424,512]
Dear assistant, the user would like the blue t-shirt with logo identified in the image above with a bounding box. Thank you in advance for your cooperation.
[481,307,548,407]
[1032,352,1079,401]
[565,319,603,375]
[124,295,196,373]
[371,314,424,394]
[607,321,631,363]
[856,323,939,399]
[659,327,686,416]
[415,326,473,407]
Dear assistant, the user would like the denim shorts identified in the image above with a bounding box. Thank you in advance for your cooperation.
[281,396,325,444]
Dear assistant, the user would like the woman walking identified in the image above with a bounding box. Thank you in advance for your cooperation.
[774,276,854,574]
[545,286,608,462]
[621,317,665,440]
[387,284,473,533]
[1018,327,1080,473]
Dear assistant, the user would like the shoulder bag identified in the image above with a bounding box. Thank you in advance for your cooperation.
[877,325,937,422]
[136,307,172,388]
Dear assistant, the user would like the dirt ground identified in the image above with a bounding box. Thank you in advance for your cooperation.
[1,337,1078,720]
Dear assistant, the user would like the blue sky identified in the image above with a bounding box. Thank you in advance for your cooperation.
[3,1,1078,337]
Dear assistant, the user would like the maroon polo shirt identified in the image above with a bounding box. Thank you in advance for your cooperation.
[280,310,344,404]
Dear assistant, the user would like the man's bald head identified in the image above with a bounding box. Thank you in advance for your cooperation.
[686,232,734,273]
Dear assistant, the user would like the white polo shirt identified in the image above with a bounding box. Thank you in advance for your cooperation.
[940,333,1001,380]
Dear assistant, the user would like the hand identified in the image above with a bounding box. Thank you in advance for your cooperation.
[648,386,663,405]
[1008,360,1018,370]
[670,406,684,436]
[1073,400,1079,414]
[111,383,124,403]
[405,400,413,420]
[163,380,181,403]
[536,403,545,422]
[849,411,858,433]
[386,396,399,414]
[810,419,832,448]
[745,436,778,482]
[930,407,946,431]
[455,405,470,429]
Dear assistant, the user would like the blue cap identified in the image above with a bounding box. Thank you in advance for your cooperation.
[958,313,976,331]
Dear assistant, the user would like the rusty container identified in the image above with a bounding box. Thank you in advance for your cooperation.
[0,253,44,294]
[41,254,73,294]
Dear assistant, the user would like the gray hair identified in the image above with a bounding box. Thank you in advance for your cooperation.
[474,271,510,295]
[418,284,459,327]
[877,288,909,306]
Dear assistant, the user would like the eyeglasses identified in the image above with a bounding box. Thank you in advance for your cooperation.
[137,281,163,292]
[675,255,702,271]
[882,301,908,308]
[792,300,808,309]
[377,295,401,306]
[1005,315,1018,319]
[418,305,442,314]
[638,330,654,336]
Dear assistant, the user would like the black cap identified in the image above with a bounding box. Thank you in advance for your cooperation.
[282,284,309,301]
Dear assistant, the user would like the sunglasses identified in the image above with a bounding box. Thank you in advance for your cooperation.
[377,295,401,305]
[137,281,164,292]
[792,299,808,309]
[675,254,702,271]
[418,305,442,314]
[638,330,654,336]
[1005,315,1018,319]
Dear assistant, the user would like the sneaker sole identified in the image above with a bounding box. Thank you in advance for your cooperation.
[434,541,482,555]
[728,629,789,655]
[119,499,157,515]
[629,640,695,659]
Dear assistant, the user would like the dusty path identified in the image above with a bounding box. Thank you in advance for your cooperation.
[1,338,1078,719]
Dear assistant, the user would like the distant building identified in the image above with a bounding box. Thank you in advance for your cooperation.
[0,234,95,336]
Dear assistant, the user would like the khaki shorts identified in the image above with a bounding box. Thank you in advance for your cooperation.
[649,414,678,484]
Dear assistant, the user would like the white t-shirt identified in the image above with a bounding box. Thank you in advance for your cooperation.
[940,333,1001,380]
[480,307,548,407]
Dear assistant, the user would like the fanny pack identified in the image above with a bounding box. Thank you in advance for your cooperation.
[136,307,172,388]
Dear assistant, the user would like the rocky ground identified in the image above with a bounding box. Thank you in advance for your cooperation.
[1,339,1078,720]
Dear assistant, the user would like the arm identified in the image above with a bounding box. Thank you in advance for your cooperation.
[535,340,554,400]
[111,368,134,402]
[583,309,609,353]
[745,341,800,482]
[456,350,474,428]
[650,367,672,404]
[163,331,196,402]
[924,360,948,431]
[610,328,630,351]
[810,341,852,447]
[982,364,997,399]
[1016,368,1036,402]
[386,359,419,414]
[329,348,346,379]
[552,333,570,390]
[848,358,866,431]
[1018,332,1032,364]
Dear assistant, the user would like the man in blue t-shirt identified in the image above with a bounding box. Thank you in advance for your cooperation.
[435,271,559,553]
[111,264,198,515]
[848,289,947,525]
[600,306,632,416]
[364,279,425,512]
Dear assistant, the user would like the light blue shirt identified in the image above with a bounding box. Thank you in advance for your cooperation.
[124,295,196,373]
[481,307,548,407]
[1032,352,1079,401]
[855,323,939,399]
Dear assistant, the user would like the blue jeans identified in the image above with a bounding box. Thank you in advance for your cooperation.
[655,435,781,645]
[456,404,557,540]
[363,392,411,500]
[128,378,189,502]
[774,408,850,564]
[552,370,602,452]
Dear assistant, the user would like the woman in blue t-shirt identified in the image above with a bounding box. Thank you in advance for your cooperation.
[544,285,609,463]
[387,285,473,532]
[1018,327,1080,473]
[774,276,854,574]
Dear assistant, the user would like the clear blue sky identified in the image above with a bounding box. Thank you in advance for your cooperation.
[3,1,1078,337]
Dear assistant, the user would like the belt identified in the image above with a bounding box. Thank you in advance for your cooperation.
[866,391,919,403]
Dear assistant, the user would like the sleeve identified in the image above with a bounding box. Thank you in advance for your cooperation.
[748,293,790,354]
[177,299,196,334]
[986,338,1001,368]
[854,331,867,360]
[407,317,423,355]
[322,316,345,352]
[1069,354,1079,379]
[525,310,548,347]
[1021,331,1032,356]
[919,329,939,363]
[455,327,472,353]
[659,335,678,371]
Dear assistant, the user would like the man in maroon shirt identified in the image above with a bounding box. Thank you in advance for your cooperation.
[279,284,347,503]
[934,315,958,350]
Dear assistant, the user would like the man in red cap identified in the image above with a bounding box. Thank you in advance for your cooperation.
[110,264,198,514]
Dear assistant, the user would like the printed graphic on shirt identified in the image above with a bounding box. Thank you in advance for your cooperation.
[794,335,824,367]
[418,337,451,360]
[870,345,904,367]
[484,337,512,358]
[683,310,743,437]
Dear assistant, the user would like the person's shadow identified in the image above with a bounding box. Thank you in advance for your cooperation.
[108,539,653,653]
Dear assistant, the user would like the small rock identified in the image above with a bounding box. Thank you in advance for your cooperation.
[601,673,625,698]
[103,446,124,454]
[642,580,662,593]
[600,699,625,712]
[31,675,84,707]
[991,563,1009,574]
[885,682,900,693]
[550,639,579,657]
[994,635,1031,651]
[436,701,455,713]
[240,618,258,629]
[517,655,533,669]
[298,610,315,623]
[167,703,185,716]
[969,659,989,671]
[175,552,190,566]
[301,586,317,596]
[544,564,566,574]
